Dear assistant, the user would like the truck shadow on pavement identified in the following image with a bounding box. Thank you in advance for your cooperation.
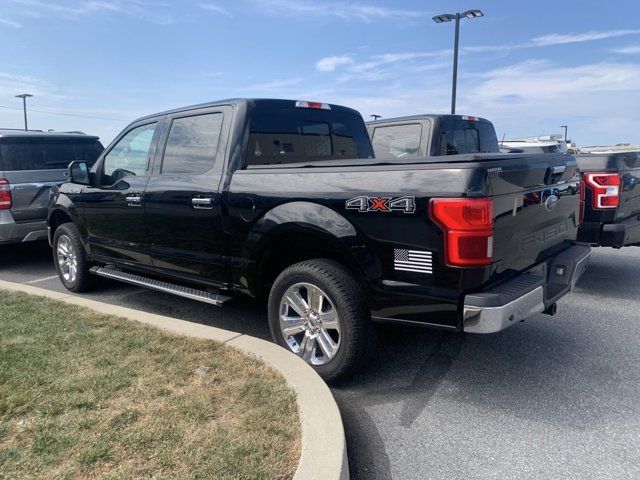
[333,250,640,479]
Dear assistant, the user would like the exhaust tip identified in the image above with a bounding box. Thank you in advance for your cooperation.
[543,303,558,316]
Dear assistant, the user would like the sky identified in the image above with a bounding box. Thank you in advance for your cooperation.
[0,0,639,147]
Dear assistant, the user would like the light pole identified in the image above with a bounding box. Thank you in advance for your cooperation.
[561,125,568,142]
[370,114,382,121]
[432,9,484,115]
[15,93,33,131]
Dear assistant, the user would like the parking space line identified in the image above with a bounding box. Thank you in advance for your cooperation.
[26,275,60,284]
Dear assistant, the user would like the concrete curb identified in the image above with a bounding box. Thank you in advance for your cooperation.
[0,279,349,480]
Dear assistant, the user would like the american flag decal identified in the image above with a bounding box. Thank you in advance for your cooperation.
[394,249,433,274]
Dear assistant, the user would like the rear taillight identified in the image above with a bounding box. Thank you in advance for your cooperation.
[429,198,494,267]
[579,179,585,224]
[584,173,620,209]
[0,179,11,210]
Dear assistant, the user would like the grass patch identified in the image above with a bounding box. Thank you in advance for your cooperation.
[0,290,300,479]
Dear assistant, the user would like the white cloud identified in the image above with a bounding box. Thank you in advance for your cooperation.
[199,3,232,17]
[315,50,450,81]
[612,45,640,55]
[532,29,640,46]
[0,17,23,28]
[0,71,53,98]
[250,0,426,22]
[469,60,640,99]
[8,0,174,24]
[315,55,354,72]
[316,58,640,146]
[241,78,303,92]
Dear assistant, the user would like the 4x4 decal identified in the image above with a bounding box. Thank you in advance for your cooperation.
[346,196,416,214]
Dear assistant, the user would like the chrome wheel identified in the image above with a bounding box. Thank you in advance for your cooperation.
[56,234,78,283]
[279,282,341,366]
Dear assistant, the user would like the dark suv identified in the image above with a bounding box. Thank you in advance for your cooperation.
[0,130,103,244]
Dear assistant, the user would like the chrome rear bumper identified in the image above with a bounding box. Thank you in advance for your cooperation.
[463,244,591,334]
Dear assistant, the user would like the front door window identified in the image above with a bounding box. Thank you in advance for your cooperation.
[102,123,157,185]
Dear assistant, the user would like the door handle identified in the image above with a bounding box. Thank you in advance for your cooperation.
[126,195,142,206]
[192,197,214,210]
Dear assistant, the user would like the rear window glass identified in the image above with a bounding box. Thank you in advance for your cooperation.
[0,138,104,171]
[436,119,499,155]
[371,123,422,158]
[246,107,373,166]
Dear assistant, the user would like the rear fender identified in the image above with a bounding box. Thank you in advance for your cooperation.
[239,201,381,294]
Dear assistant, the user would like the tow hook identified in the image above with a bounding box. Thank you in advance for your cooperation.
[543,303,558,316]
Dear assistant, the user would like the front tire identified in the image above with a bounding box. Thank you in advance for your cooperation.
[268,259,376,382]
[53,223,94,293]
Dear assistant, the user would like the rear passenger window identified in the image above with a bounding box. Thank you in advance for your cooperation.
[161,113,223,175]
[371,124,422,158]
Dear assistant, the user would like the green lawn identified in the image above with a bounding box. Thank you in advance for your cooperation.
[0,290,300,479]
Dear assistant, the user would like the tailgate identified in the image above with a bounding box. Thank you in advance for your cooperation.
[3,169,66,222]
[617,152,640,221]
[489,155,581,274]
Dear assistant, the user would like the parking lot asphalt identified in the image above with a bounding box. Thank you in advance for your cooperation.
[1,242,639,480]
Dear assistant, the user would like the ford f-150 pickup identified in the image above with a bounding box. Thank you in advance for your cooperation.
[48,99,590,381]
[575,152,640,248]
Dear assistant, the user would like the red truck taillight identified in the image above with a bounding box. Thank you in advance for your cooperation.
[579,179,586,224]
[584,173,620,209]
[0,179,11,210]
[429,198,494,267]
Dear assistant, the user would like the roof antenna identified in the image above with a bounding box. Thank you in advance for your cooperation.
[500,133,505,144]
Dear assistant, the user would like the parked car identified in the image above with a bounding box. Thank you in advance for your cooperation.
[366,114,499,157]
[575,152,640,248]
[48,99,590,381]
[0,130,103,245]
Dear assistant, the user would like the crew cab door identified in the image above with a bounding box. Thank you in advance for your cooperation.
[82,120,162,267]
[144,107,232,284]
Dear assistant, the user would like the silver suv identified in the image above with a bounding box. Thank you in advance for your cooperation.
[0,130,103,244]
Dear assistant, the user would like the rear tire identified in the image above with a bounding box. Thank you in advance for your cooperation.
[268,258,377,383]
[53,223,95,293]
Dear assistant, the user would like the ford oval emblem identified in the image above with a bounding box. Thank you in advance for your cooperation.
[544,194,559,212]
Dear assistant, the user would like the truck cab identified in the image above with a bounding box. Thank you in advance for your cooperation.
[366,114,499,158]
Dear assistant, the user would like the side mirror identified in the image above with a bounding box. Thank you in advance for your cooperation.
[68,161,90,185]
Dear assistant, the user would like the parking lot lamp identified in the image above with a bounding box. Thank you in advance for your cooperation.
[15,93,33,131]
[432,9,484,114]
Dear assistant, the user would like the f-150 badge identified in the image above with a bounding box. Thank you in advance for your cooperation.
[346,196,416,214]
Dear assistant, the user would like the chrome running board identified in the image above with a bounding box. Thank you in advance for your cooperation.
[90,266,233,307]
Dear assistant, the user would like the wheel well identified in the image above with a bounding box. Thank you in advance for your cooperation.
[257,231,364,299]
[49,209,72,237]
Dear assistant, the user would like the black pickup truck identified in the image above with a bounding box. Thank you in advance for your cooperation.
[48,99,590,381]
[575,152,640,247]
